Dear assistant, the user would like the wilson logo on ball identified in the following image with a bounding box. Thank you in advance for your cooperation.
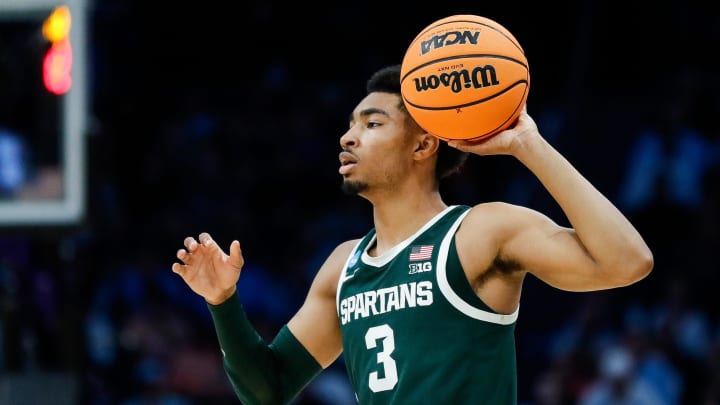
[412,66,500,93]
[420,31,480,55]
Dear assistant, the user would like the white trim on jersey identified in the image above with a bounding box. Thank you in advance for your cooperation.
[336,205,457,315]
[336,238,365,315]
[360,205,458,268]
[436,209,520,325]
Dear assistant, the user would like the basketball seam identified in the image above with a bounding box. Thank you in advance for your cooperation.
[402,79,528,111]
[452,82,528,141]
[469,85,528,140]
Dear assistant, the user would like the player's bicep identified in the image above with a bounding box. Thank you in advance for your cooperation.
[287,240,357,368]
[501,208,604,291]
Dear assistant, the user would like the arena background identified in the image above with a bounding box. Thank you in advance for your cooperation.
[1,0,719,404]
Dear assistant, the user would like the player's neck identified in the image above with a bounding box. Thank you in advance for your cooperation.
[370,191,447,255]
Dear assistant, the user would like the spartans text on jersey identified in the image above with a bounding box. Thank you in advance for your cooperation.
[339,281,433,325]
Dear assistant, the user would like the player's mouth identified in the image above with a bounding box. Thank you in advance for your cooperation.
[339,151,358,175]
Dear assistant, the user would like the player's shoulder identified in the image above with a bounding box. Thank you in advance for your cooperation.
[320,239,363,272]
[463,201,543,230]
[466,201,534,217]
[312,239,363,289]
[324,238,359,256]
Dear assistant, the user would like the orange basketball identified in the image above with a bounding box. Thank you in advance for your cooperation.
[400,15,530,141]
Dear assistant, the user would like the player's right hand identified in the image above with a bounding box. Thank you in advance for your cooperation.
[447,105,539,157]
[172,232,244,305]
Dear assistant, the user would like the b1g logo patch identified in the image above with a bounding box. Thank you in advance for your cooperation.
[409,261,432,274]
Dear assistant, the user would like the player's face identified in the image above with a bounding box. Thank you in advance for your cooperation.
[339,92,416,196]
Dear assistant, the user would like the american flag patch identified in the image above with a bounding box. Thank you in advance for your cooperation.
[409,245,434,261]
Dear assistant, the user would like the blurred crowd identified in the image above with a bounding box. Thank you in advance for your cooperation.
[1,1,720,405]
[3,64,720,405]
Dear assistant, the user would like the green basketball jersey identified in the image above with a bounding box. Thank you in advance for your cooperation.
[336,205,519,404]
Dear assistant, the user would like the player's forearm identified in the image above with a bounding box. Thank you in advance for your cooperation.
[514,134,653,281]
[207,292,322,404]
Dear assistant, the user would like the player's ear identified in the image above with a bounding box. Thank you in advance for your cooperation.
[413,132,440,161]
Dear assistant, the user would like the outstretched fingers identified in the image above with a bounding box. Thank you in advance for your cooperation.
[173,235,201,276]
[184,236,199,252]
[198,232,213,247]
[171,261,185,275]
[173,245,192,275]
[173,232,240,277]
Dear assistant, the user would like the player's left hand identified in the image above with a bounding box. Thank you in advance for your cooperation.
[446,105,539,156]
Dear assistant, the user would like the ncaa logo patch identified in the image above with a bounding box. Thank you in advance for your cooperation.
[348,250,361,268]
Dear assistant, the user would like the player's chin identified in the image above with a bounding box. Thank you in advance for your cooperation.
[341,179,368,196]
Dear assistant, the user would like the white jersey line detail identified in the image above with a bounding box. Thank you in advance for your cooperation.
[361,205,458,268]
[436,209,519,325]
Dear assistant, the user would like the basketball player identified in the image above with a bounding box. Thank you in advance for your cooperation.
[172,64,653,404]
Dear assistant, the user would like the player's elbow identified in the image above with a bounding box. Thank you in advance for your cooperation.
[614,247,654,286]
[635,248,654,280]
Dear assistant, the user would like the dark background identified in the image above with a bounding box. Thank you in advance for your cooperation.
[1,1,719,404]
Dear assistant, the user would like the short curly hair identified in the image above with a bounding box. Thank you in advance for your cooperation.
[366,64,469,181]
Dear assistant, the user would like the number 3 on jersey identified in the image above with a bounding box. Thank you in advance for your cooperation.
[365,324,398,392]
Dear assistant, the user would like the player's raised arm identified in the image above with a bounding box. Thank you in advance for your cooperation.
[452,109,654,292]
[172,233,352,404]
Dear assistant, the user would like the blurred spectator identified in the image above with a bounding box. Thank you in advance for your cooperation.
[0,126,29,197]
[578,344,666,405]
[532,349,595,405]
[616,69,720,214]
[0,125,64,200]
[650,278,713,404]
[623,303,683,405]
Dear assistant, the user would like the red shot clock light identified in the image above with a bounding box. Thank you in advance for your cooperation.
[42,5,73,95]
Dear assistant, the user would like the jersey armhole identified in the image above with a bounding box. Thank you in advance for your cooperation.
[436,209,519,325]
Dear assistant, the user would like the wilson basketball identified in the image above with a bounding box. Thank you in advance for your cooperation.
[400,15,530,141]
